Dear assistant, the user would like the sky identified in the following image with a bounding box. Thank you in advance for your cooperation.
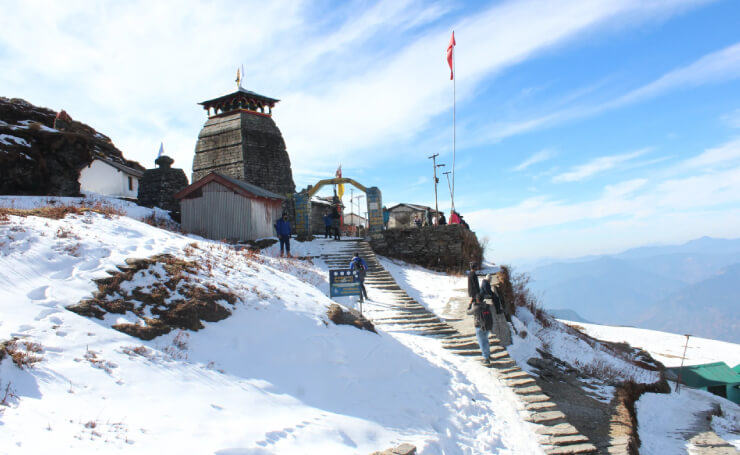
[1,0,740,263]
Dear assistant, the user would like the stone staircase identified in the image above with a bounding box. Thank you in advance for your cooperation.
[321,239,598,455]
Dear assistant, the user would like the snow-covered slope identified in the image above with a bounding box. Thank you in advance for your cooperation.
[0,196,542,454]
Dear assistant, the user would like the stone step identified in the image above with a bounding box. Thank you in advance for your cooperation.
[514,385,544,395]
[488,359,517,368]
[535,423,581,437]
[497,367,522,375]
[544,434,589,446]
[504,377,537,388]
[452,349,483,357]
[374,315,441,323]
[519,394,552,404]
[489,351,510,360]
[544,443,598,454]
[527,411,567,426]
[500,370,531,380]
[526,401,558,411]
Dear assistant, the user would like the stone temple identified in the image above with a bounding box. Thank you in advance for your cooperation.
[191,87,296,196]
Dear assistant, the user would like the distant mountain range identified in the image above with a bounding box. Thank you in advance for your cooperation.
[522,237,740,344]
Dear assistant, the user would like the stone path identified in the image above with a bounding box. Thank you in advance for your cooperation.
[321,240,598,455]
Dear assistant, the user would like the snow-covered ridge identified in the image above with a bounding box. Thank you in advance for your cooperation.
[0,196,543,453]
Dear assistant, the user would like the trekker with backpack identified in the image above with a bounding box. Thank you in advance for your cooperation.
[349,253,369,302]
[467,293,494,365]
[481,274,503,314]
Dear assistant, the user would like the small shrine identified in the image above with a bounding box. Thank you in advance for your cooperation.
[137,154,189,215]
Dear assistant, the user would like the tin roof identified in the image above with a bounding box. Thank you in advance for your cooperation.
[666,362,740,388]
[174,172,285,201]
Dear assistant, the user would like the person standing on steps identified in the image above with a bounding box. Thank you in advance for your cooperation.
[481,274,503,314]
[467,262,480,305]
[349,253,369,302]
[274,213,292,257]
[467,293,494,366]
[382,206,390,230]
[323,211,332,239]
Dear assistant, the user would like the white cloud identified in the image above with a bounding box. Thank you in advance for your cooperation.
[552,148,650,183]
[0,0,713,179]
[680,137,740,169]
[610,41,740,108]
[467,39,740,148]
[513,148,556,171]
[721,109,740,129]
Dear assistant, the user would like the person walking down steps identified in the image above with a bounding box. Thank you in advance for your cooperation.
[274,213,292,257]
[323,211,332,239]
[467,293,494,366]
[349,253,369,302]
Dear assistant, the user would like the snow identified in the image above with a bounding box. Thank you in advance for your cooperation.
[1,195,738,453]
[0,196,543,454]
[0,134,30,147]
[17,119,58,132]
[562,321,740,368]
[637,386,740,453]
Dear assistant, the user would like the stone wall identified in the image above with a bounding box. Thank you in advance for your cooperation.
[191,111,295,196]
[369,224,483,272]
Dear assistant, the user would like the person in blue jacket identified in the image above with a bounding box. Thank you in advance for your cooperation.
[349,253,369,302]
[274,213,292,257]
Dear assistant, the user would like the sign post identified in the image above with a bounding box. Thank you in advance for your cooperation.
[329,269,363,314]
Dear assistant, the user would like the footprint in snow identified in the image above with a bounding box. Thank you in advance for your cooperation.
[27,286,50,301]
[34,308,61,321]
[75,258,102,271]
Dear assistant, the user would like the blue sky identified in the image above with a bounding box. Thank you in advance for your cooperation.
[2,0,739,263]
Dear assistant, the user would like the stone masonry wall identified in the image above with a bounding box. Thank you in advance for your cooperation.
[191,111,295,196]
[369,224,483,272]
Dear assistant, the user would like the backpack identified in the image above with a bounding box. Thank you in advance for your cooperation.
[480,303,494,331]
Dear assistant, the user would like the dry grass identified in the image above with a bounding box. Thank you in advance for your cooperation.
[4,339,43,368]
[0,202,123,221]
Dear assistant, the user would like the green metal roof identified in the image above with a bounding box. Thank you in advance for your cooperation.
[734,364,740,374]
[667,362,740,388]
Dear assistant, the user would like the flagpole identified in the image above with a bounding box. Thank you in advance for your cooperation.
[452,43,456,212]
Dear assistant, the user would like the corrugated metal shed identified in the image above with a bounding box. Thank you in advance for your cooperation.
[174,172,284,242]
[666,362,740,388]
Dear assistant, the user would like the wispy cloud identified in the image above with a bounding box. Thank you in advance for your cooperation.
[608,41,740,108]
[721,109,740,129]
[552,148,650,183]
[680,137,740,169]
[513,148,556,171]
[468,39,740,148]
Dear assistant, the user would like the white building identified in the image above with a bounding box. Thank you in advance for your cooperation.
[79,158,144,198]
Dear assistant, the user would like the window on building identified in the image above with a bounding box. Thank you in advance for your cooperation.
[128,176,133,191]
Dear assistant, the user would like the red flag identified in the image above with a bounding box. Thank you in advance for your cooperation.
[446,31,456,80]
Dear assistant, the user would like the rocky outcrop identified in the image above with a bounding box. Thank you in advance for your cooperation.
[137,155,189,214]
[369,224,483,272]
[0,96,144,196]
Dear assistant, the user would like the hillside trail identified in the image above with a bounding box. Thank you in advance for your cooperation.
[320,239,599,455]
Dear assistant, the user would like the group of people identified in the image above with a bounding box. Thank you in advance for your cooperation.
[466,262,505,366]
[323,207,341,240]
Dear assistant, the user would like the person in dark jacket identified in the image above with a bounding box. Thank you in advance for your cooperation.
[481,274,503,314]
[382,207,390,230]
[331,206,341,240]
[467,294,491,365]
[323,211,332,239]
[438,213,447,225]
[274,213,292,257]
[349,253,369,302]
[467,262,480,305]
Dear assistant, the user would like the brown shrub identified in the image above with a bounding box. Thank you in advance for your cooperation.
[4,339,43,368]
[326,304,376,333]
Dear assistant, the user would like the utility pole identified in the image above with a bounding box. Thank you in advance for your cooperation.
[355,195,364,228]
[429,153,441,224]
[675,334,691,394]
[442,171,453,210]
